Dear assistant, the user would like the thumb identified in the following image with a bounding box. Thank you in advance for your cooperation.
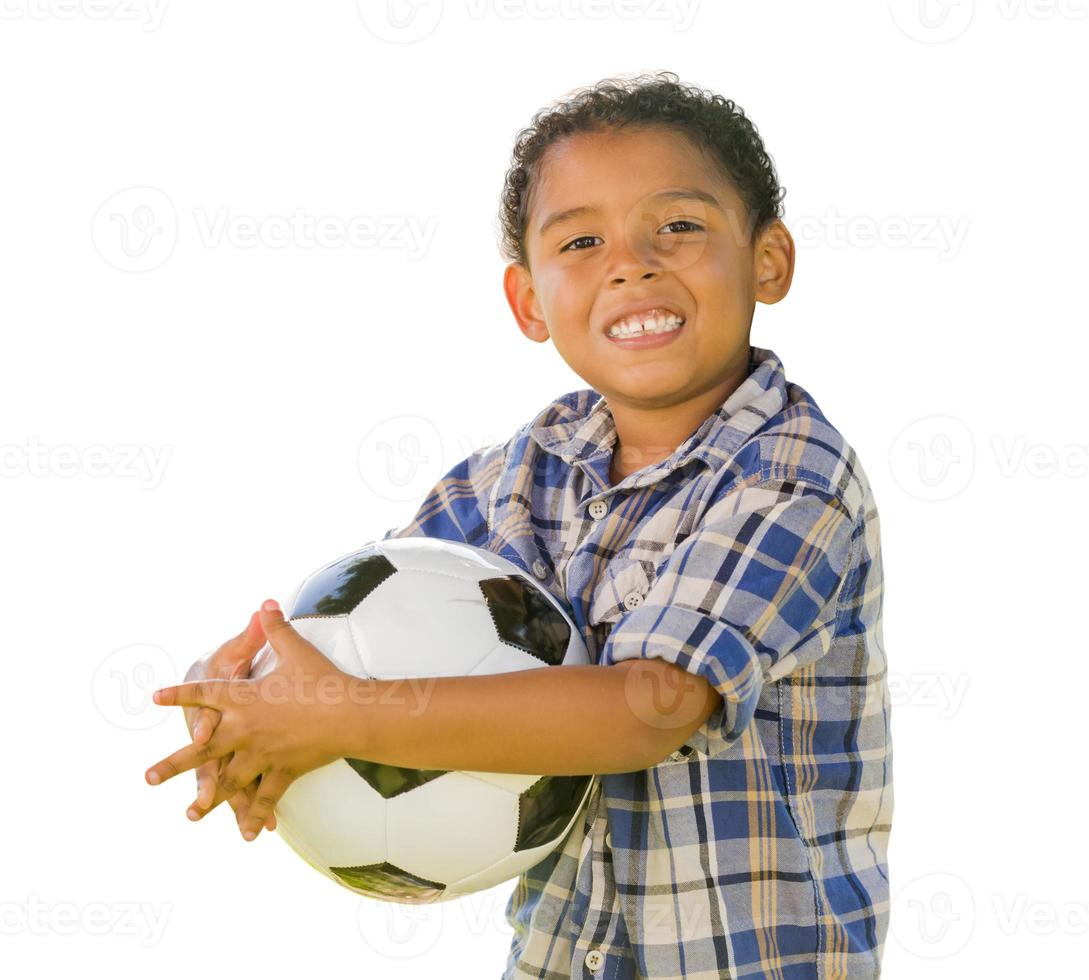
[209,610,266,681]
[224,610,265,659]
[256,598,293,650]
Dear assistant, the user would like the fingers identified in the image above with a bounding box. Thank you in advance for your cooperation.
[185,762,278,837]
[153,679,218,709]
[146,730,227,786]
[188,754,239,820]
[230,781,258,827]
[190,755,223,815]
[192,706,220,744]
[238,770,293,842]
[213,752,261,803]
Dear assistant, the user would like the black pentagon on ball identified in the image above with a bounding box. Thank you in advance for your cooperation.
[291,547,397,618]
[329,861,445,902]
[514,775,593,852]
[479,576,571,666]
[345,757,449,799]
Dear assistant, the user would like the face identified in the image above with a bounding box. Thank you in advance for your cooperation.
[504,125,793,417]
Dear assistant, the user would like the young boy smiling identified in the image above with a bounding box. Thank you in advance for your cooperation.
[147,72,893,979]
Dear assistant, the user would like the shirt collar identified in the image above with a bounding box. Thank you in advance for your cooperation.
[528,345,789,482]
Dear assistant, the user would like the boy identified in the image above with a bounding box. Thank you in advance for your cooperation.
[149,72,892,978]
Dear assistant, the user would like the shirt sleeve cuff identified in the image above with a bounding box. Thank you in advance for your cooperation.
[600,601,764,760]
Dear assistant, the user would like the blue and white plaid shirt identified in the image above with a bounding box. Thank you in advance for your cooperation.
[381,345,893,979]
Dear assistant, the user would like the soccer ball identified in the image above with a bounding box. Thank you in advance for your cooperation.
[247,537,594,904]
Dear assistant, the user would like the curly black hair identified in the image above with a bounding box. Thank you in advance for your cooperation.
[497,70,785,270]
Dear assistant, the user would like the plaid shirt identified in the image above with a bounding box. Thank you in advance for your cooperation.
[381,345,893,979]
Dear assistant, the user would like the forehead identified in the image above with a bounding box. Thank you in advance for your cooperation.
[529,126,737,236]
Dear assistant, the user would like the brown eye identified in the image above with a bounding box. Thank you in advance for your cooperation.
[662,220,703,233]
[561,235,601,253]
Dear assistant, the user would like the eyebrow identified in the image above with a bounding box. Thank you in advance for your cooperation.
[536,187,723,239]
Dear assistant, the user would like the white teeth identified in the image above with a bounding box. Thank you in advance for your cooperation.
[606,312,684,339]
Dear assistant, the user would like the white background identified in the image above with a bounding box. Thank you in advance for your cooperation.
[2,1,1086,977]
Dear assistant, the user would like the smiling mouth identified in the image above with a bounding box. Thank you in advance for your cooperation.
[604,310,686,339]
[604,318,686,349]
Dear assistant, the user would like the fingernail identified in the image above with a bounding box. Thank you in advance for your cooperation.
[146,771,160,785]
[187,808,200,821]
[262,599,280,612]
[243,830,256,841]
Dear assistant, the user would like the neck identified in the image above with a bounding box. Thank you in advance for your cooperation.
[607,347,752,484]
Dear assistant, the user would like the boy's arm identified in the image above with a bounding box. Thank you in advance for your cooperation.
[327,659,722,776]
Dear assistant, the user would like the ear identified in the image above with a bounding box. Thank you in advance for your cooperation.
[503,262,550,343]
[752,220,795,306]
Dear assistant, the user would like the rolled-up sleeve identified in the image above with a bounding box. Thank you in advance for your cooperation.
[600,473,857,756]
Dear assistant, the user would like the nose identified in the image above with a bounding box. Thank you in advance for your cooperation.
[606,221,665,284]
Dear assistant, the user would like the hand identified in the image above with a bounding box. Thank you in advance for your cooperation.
[146,599,351,842]
[182,609,277,835]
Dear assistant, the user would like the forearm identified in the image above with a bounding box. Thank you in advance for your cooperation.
[328,660,712,776]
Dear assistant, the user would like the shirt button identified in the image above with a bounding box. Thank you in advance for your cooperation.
[588,500,608,520]
[623,590,643,610]
[584,949,606,972]
[531,559,548,580]
[604,829,612,849]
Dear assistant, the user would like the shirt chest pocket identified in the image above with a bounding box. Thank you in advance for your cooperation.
[588,558,652,628]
